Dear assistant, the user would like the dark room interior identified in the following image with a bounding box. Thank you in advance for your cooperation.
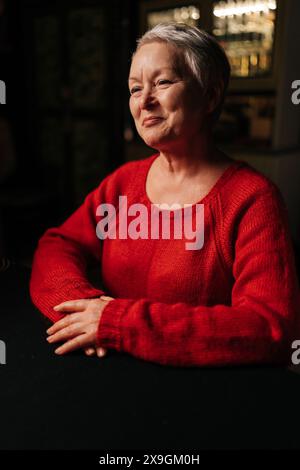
[1,0,300,456]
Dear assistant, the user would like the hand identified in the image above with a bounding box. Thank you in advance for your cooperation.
[83,296,114,357]
[46,295,114,356]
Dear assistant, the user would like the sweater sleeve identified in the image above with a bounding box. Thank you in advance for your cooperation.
[97,187,300,367]
[30,177,109,323]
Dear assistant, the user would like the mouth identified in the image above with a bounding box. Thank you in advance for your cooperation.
[142,117,163,127]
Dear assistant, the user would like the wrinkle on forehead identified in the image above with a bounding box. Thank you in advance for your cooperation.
[129,67,175,82]
[129,42,188,82]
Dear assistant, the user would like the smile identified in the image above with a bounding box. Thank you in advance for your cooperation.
[143,118,163,127]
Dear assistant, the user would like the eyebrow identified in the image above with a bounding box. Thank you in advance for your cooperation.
[128,67,175,82]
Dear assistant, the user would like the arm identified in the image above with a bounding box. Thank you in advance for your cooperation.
[29,178,109,323]
[97,188,300,367]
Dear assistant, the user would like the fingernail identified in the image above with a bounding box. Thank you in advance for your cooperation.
[97,348,105,357]
[53,306,60,311]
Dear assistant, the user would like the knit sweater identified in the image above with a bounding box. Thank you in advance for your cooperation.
[29,153,300,367]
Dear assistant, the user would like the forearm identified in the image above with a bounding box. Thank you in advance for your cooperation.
[30,228,105,322]
[97,298,295,367]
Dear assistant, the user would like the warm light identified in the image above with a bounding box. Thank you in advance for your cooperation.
[214,0,277,17]
[148,5,200,27]
[250,54,258,66]
[181,8,190,20]
[268,0,276,9]
[191,11,200,20]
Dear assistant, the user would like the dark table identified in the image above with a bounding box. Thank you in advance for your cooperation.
[1,264,300,450]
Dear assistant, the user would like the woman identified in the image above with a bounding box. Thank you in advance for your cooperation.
[30,23,300,366]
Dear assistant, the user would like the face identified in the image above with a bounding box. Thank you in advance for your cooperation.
[128,41,208,150]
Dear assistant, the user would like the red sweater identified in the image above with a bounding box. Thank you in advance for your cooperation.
[30,154,300,366]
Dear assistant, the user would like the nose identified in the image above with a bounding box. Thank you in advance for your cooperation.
[139,86,156,110]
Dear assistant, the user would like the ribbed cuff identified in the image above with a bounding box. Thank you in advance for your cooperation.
[97,298,135,351]
[33,282,106,323]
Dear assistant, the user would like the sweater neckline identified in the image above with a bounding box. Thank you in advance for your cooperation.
[140,152,246,215]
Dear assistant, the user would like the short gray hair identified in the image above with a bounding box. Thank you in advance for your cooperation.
[134,22,231,124]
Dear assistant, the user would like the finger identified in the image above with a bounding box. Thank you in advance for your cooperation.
[54,334,88,355]
[53,299,90,312]
[100,296,114,301]
[96,347,107,358]
[85,347,96,356]
[47,323,82,344]
[47,312,84,335]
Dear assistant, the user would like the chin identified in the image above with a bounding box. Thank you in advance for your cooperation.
[141,132,171,149]
[139,134,161,148]
[142,138,160,148]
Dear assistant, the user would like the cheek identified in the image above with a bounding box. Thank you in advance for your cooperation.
[162,90,191,118]
[129,98,138,118]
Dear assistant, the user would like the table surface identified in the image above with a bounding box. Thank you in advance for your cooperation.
[1,264,300,450]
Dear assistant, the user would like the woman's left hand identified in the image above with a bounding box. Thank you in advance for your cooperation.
[46,297,113,355]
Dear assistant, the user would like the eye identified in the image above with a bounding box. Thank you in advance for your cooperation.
[157,79,171,86]
[130,86,141,95]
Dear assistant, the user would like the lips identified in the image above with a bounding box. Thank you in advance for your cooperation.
[142,117,163,127]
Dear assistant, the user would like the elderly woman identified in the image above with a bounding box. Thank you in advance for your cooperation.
[30,23,300,366]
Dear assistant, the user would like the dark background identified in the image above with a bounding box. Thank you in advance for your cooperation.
[0,0,139,263]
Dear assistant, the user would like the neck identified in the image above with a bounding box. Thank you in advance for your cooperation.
[157,130,226,179]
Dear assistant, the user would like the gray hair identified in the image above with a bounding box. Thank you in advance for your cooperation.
[133,22,231,124]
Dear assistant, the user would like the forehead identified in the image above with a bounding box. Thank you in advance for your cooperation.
[129,42,184,80]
